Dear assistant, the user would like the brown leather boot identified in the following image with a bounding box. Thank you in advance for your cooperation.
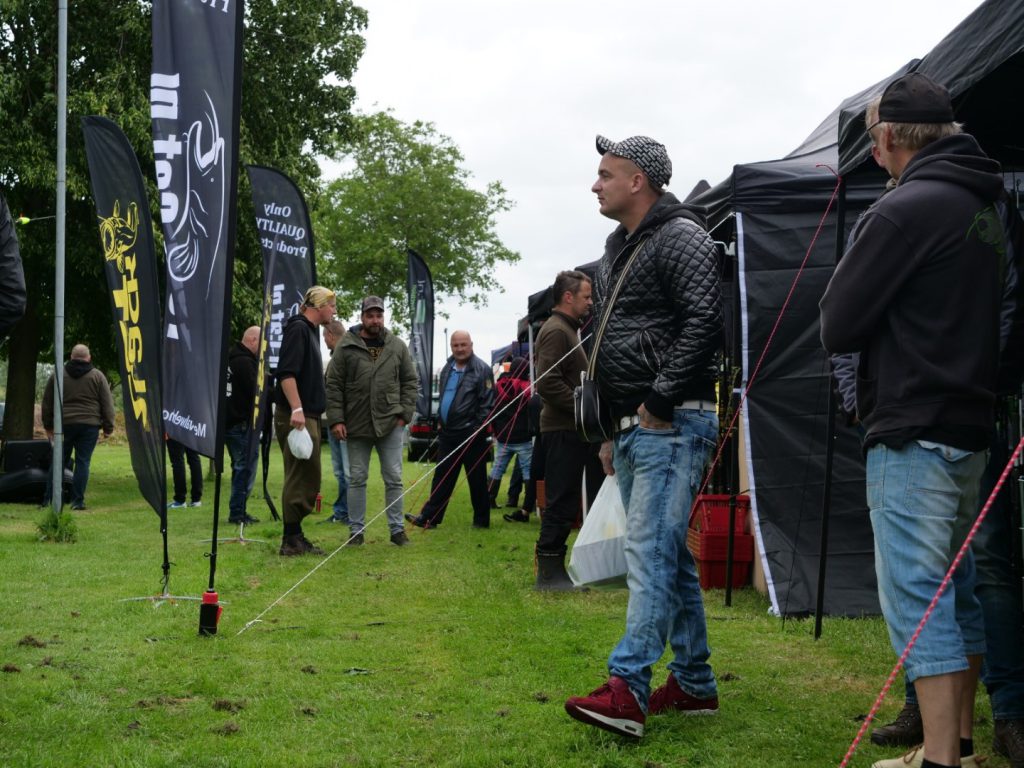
[869,702,922,747]
[279,534,307,557]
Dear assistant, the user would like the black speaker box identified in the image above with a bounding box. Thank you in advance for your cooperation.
[1,439,53,473]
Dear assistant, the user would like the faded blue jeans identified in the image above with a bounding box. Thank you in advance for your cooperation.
[607,407,719,711]
[346,426,405,535]
[490,440,533,481]
[905,432,1024,718]
[328,432,350,521]
[868,440,987,683]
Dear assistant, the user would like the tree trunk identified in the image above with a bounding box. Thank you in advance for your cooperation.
[3,302,41,440]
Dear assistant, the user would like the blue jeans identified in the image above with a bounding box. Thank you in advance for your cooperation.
[328,432,349,520]
[224,423,252,520]
[490,440,532,481]
[347,426,404,535]
[50,423,100,507]
[867,440,987,683]
[607,408,719,711]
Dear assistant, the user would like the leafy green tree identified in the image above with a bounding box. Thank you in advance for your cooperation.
[0,0,366,439]
[315,111,520,327]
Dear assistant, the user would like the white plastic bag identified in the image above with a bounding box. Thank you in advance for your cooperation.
[287,426,313,460]
[568,474,627,587]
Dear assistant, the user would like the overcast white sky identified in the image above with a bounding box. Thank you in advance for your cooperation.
[332,0,984,366]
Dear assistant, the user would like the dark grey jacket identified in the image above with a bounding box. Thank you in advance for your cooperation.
[592,192,722,421]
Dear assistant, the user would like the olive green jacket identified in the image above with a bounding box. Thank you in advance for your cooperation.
[325,326,418,438]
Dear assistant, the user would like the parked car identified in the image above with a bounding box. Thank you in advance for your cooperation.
[406,393,496,464]
[407,393,440,462]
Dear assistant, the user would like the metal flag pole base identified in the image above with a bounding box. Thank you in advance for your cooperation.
[202,521,269,546]
[120,590,202,606]
[119,560,199,605]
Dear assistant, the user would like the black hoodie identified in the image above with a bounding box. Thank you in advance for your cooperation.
[820,133,1006,449]
[226,341,258,428]
[273,313,325,417]
[592,191,723,420]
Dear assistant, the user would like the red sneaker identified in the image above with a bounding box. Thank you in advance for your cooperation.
[648,673,719,715]
[565,676,645,738]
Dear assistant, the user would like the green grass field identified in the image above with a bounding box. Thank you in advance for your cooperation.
[0,443,1007,767]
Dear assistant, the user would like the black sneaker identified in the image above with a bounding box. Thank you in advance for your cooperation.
[870,702,922,747]
[390,530,410,546]
[348,532,364,546]
[995,718,1024,768]
[503,510,530,523]
[404,513,434,529]
[320,514,349,525]
[228,514,259,525]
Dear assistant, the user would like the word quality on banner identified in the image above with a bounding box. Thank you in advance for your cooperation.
[245,165,316,375]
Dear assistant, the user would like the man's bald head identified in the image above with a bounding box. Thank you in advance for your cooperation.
[241,326,260,355]
[450,330,473,364]
[70,344,90,361]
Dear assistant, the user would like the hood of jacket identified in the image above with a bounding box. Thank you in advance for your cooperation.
[229,341,256,365]
[604,191,707,256]
[340,325,395,350]
[898,134,1004,202]
[66,358,94,379]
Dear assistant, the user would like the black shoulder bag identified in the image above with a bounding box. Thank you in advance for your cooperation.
[574,239,647,443]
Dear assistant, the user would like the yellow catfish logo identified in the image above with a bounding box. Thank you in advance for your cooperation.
[99,201,149,428]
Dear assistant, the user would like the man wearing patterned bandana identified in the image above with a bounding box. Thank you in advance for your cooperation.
[274,285,336,556]
[564,135,723,739]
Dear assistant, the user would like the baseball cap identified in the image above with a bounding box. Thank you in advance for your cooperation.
[596,135,672,189]
[878,73,955,124]
[361,295,385,312]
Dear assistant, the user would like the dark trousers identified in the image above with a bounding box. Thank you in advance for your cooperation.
[420,428,491,526]
[224,423,253,520]
[167,438,203,504]
[45,423,100,507]
[507,455,523,503]
[536,430,603,554]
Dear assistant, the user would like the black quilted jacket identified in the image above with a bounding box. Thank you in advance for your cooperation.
[592,192,722,421]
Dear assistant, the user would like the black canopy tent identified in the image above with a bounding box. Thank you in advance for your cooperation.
[691,0,1024,617]
[838,0,1024,179]
[516,260,600,344]
[693,93,890,618]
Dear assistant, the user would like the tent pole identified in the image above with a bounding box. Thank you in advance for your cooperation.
[51,0,68,515]
[814,177,847,639]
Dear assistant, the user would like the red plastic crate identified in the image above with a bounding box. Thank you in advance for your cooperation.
[691,494,750,533]
[694,559,752,590]
[686,528,754,590]
[687,529,753,561]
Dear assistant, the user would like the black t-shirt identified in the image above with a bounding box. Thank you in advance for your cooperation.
[365,336,385,363]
